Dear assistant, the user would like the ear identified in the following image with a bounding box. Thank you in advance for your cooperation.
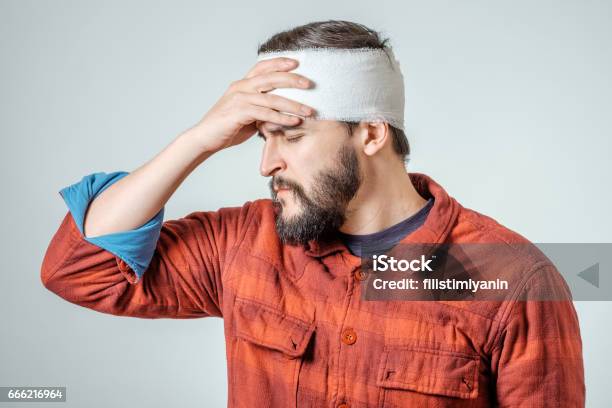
[358,121,390,156]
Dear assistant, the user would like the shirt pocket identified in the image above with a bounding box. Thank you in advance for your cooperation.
[230,296,315,408]
[376,345,480,407]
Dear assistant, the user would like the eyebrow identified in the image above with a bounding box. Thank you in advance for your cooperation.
[256,124,305,139]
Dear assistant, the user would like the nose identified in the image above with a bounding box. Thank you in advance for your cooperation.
[259,136,286,177]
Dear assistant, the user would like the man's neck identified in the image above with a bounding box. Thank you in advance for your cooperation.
[339,164,428,235]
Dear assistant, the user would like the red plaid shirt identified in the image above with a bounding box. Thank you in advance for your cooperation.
[41,172,585,407]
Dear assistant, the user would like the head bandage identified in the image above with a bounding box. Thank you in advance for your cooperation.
[255,47,406,131]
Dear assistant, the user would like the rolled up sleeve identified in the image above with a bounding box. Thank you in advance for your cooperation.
[58,171,164,283]
[41,173,256,319]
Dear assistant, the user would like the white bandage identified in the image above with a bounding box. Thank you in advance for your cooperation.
[255,47,406,131]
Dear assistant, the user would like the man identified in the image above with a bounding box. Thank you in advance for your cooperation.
[41,20,584,407]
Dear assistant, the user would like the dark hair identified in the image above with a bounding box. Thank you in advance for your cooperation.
[257,20,410,162]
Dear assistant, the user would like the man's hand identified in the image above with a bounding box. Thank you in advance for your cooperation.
[190,57,315,153]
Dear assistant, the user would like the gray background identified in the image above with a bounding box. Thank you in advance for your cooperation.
[1,0,610,406]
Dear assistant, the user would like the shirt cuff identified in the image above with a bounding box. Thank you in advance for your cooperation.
[58,171,164,283]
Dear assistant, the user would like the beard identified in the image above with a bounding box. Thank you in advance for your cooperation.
[268,143,362,246]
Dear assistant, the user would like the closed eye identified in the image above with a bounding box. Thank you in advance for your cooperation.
[256,131,304,142]
[286,134,305,143]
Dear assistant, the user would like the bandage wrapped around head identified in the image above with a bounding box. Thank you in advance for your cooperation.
[255,47,406,131]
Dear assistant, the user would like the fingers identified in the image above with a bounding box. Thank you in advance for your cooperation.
[231,56,314,128]
[244,105,303,126]
[244,57,298,79]
[250,71,313,93]
[241,92,315,118]
[232,71,312,94]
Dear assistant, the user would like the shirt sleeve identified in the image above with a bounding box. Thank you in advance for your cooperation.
[57,171,164,283]
[41,180,257,319]
[492,263,585,407]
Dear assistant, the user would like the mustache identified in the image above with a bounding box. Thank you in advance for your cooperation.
[268,175,311,204]
[269,175,301,192]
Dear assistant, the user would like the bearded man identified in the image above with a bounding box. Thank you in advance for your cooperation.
[41,20,584,407]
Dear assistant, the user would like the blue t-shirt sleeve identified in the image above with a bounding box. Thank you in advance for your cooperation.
[58,171,164,283]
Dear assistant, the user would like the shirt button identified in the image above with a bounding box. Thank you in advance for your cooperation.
[341,328,357,345]
[354,270,368,281]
